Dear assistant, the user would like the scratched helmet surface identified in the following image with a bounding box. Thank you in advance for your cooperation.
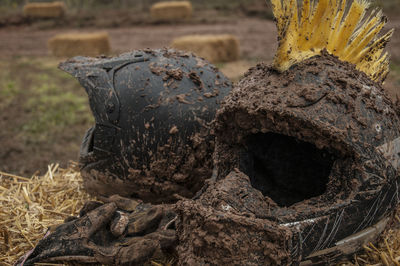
[60,48,232,203]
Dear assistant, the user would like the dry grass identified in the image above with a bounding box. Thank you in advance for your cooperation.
[150,1,193,22]
[171,34,240,63]
[0,163,399,265]
[48,32,111,57]
[0,163,93,266]
[23,2,66,19]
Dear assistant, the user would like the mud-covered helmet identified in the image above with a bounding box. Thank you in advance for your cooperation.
[60,48,232,203]
[175,0,400,264]
[176,53,400,264]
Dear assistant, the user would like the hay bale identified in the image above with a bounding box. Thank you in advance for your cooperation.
[48,32,111,57]
[23,1,66,19]
[171,34,240,63]
[150,1,192,22]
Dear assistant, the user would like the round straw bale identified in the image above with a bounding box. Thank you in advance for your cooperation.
[48,32,111,57]
[150,1,192,22]
[171,34,240,63]
[23,1,66,19]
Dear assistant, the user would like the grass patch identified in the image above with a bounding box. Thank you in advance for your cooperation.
[23,87,91,142]
[0,57,95,175]
[0,78,18,109]
[0,57,93,144]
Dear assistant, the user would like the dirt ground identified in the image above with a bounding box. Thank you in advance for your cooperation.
[1,18,400,61]
[0,17,399,176]
[0,18,276,61]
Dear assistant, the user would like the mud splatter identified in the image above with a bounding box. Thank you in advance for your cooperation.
[62,48,233,204]
[169,126,178,135]
[176,94,192,104]
[188,71,203,88]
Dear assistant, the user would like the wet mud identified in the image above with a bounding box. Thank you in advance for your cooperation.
[175,170,293,265]
[176,52,400,264]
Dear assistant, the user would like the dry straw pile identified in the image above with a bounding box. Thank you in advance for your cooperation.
[23,1,66,19]
[171,34,240,63]
[0,163,93,265]
[150,1,193,22]
[0,163,399,265]
[48,32,111,57]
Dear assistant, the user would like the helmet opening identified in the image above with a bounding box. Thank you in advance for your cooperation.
[239,132,338,207]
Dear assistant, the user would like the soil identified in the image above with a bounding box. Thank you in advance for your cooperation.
[0,18,398,71]
[0,59,89,176]
[0,18,277,62]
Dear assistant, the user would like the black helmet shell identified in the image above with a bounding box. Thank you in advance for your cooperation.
[60,48,232,203]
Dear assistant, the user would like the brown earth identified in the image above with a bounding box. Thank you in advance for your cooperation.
[0,58,90,175]
[0,17,399,176]
[0,18,276,61]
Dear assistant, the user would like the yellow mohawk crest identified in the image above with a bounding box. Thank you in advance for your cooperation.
[271,0,393,83]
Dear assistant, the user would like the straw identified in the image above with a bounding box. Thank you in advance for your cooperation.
[350,212,400,266]
[1,163,399,265]
[0,162,93,266]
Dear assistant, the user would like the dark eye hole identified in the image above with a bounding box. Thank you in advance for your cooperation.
[239,133,337,207]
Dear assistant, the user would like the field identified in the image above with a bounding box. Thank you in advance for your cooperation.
[1,0,400,264]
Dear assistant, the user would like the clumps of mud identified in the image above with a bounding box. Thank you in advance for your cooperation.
[81,129,213,204]
[175,52,400,264]
[175,171,293,265]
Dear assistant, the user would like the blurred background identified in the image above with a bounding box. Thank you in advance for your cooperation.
[0,0,399,176]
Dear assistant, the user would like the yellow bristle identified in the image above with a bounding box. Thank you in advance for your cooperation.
[272,0,393,83]
[308,0,331,48]
[270,0,285,36]
[327,0,347,51]
[342,10,383,61]
[334,0,367,56]
[299,0,311,29]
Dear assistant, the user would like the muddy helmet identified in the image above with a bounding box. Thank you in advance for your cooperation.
[60,48,232,203]
[175,0,400,263]
[176,52,400,265]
